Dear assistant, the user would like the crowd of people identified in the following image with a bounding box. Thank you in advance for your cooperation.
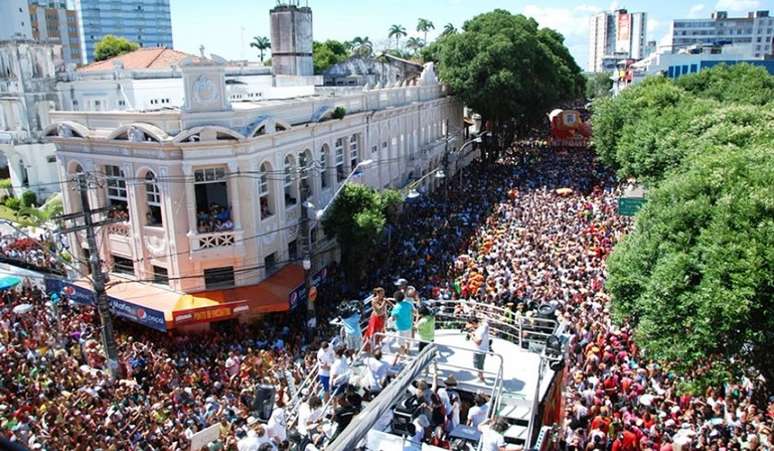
[0,140,771,451]
[0,234,66,275]
[197,204,235,234]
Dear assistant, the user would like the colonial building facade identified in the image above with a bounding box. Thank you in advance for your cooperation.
[46,60,463,321]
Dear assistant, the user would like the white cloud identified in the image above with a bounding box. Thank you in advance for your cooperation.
[648,18,662,34]
[688,4,706,18]
[609,0,621,11]
[522,5,596,38]
[714,0,762,11]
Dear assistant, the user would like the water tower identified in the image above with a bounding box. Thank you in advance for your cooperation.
[270,1,313,77]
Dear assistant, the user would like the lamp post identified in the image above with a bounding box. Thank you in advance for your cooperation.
[301,159,374,319]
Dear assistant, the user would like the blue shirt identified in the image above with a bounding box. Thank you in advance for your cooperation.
[391,301,413,331]
[342,313,362,337]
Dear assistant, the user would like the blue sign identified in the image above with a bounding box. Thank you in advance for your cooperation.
[44,278,167,332]
[289,266,329,310]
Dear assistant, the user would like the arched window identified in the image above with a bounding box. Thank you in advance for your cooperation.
[320,144,331,190]
[283,155,298,208]
[335,138,346,182]
[259,162,274,219]
[104,165,129,221]
[299,149,313,202]
[349,135,359,170]
[144,171,162,226]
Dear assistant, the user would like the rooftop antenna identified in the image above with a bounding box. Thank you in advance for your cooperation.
[199,45,205,58]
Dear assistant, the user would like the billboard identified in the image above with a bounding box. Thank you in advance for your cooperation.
[172,301,249,326]
[616,12,631,53]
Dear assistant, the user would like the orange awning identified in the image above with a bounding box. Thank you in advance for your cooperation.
[188,264,304,314]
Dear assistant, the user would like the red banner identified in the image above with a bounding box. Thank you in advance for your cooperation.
[172,301,249,326]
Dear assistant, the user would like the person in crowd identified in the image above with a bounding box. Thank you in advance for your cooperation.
[340,306,362,353]
[329,347,350,397]
[467,316,490,382]
[363,349,390,397]
[317,341,334,395]
[468,394,490,429]
[478,416,516,451]
[415,303,436,353]
[364,287,388,351]
[297,396,323,438]
[390,290,414,354]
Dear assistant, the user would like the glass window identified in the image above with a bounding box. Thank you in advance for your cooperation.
[145,172,162,226]
[259,162,274,220]
[204,266,235,289]
[320,146,330,189]
[153,266,168,285]
[335,138,346,182]
[112,255,134,275]
[284,155,297,208]
[299,150,313,202]
[264,253,277,275]
[349,135,359,170]
[194,167,231,233]
[104,165,129,221]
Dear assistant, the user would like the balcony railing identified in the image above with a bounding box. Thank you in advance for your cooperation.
[196,231,236,250]
[106,222,130,237]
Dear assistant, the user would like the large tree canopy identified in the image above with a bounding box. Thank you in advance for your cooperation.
[607,145,774,391]
[94,35,139,62]
[313,40,349,74]
[675,63,774,106]
[433,9,583,156]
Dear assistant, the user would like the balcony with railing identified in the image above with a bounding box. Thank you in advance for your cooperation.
[188,229,244,259]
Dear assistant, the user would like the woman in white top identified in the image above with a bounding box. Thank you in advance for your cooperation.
[297,396,323,437]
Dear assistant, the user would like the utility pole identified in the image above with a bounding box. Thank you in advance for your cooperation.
[56,173,122,378]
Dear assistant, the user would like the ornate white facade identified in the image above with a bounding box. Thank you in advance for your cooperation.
[47,61,464,299]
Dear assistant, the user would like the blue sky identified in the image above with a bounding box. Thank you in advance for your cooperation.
[169,0,773,70]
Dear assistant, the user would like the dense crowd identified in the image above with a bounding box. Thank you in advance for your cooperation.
[0,142,771,451]
[0,234,66,275]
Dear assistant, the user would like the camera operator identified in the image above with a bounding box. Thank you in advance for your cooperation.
[339,301,362,352]
[464,316,490,382]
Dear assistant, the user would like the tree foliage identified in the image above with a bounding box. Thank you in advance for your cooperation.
[592,66,774,184]
[607,145,774,391]
[585,72,613,99]
[94,35,139,62]
[675,63,774,106]
[321,185,402,284]
[432,10,583,158]
[250,36,271,62]
[313,40,349,74]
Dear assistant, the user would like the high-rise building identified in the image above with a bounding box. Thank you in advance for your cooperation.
[29,1,82,66]
[588,9,647,73]
[670,10,773,58]
[73,0,173,64]
[0,0,34,41]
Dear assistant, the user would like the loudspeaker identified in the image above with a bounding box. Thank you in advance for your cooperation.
[391,406,414,435]
[537,303,556,319]
[253,384,275,421]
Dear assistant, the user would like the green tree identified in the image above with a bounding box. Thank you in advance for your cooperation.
[250,36,271,62]
[442,23,457,36]
[94,35,139,62]
[321,185,402,284]
[675,63,774,106]
[585,72,613,99]
[313,40,349,74]
[21,191,37,208]
[607,145,774,392]
[434,10,584,160]
[405,37,424,55]
[350,36,373,58]
[417,18,435,44]
[388,24,407,49]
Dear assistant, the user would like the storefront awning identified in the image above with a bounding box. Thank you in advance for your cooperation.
[188,264,304,314]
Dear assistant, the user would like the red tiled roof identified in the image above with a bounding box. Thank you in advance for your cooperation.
[78,48,205,72]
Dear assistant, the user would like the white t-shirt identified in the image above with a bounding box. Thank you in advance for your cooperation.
[479,424,505,451]
[267,407,287,442]
[330,356,350,387]
[237,433,260,451]
[297,402,322,436]
[365,357,389,391]
[474,321,490,352]
[317,347,334,377]
[468,403,489,428]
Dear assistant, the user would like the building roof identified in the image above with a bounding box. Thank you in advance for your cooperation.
[78,48,204,73]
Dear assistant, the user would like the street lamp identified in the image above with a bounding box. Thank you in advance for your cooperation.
[406,189,421,199]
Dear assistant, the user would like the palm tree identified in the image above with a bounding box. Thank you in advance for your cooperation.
[442,23,457,36]
[406,37,424,55]
[416,18,435,44]
[388,24,407,49]
[250,36,271,62]
[350,36,373,58]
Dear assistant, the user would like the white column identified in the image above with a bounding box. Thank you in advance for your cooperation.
[182,162,197,236]
[227,161,242,230]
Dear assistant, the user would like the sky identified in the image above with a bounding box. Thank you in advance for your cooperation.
[169,0,774,71]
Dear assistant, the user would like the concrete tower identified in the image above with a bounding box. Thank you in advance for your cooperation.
[270,1,313,77]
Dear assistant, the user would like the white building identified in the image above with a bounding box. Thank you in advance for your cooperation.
[670,10,773,58]
[57,47,320,113]
[29,1,83,66]
[46,61,464,331]
[588,9,647,73]
[0,40,64,201]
